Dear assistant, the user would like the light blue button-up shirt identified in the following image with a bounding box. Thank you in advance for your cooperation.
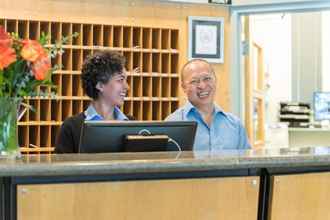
[165,101,251,151]
[84,105,128,121]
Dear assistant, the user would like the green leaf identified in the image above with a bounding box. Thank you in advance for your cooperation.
[0,69,3,96]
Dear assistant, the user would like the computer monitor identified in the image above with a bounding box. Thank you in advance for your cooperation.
[314,92,330,121]
[79,121,197,153]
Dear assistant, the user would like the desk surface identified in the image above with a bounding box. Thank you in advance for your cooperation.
[2,147,330,176]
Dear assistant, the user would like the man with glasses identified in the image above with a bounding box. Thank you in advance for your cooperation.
[166,59,250,151]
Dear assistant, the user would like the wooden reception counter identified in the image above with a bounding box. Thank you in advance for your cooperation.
[2,147,330,220]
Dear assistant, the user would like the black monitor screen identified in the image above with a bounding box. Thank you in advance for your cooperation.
[314,92,330,121]
[79,121,197,153]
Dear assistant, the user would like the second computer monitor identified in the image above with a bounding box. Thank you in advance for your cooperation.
[314,92,330,121]
[79,121,197,153]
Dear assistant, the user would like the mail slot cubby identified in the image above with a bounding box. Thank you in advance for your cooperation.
[124,51,133,71]
[142,28,151,49]
[133,101,142,120]
[161,101,171,120]
[161,53,170,74]
[83,24,93,46]
[133,76,142,97]
[152,101,161,120]
[72,75,83,97]
[40,125,51,148]
[61,23,72,45]
[93,24,103,46]
[62,48,72,70]
[152,77,161,97]
[6,19,18,33]
[51,99,62,121]
[171,77,179,97]
[2,17,180,153]
[171,54,179,74]
[0,19,5,28]
[142,53,151,73]
[143,102,152,121]
[51,74,61,95]
[152,53,160,73]
[29,21,39,40]
[18,20,29,39]
[51,125,60,149]
[161,29,170,49]
[133,27,141,48]
[113,26,123,48]
[51,22,61,44]
[133,51,141,70]
[29,100,40,121]
[123,26,132,48]
[61,74,72,96]
[29,126,40,147]
[142,77,152,97]
[72,49,82,71]
[103,25,112,47]
[171,29,179,50]
[152,28,161,49]
[72,23,82,45]
[18,126,29,148]
[61,100,72,121]
[51,53,61,70]
[161,77,170,97]
[40,100,51,121]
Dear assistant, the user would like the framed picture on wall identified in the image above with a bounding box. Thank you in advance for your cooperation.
[188,16,224,63]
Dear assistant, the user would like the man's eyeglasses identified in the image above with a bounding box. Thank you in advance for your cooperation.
[186,75,215,86]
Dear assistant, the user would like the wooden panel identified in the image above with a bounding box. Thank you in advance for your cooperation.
[17,176,259,220]
[269,172,330,220]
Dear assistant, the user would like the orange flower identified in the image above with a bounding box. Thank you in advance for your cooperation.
[0,26,12,47]
[31,55,51,80]
[21,39,46,62]
[0,45,16,70]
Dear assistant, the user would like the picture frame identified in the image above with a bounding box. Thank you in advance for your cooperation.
[188,16,224,63]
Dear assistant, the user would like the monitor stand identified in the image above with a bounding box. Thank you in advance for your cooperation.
[123,134,170,152]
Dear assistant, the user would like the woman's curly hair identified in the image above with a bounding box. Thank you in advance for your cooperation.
[81,51,126,99]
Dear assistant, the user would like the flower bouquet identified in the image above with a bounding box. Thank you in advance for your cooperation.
[0,26,68,156]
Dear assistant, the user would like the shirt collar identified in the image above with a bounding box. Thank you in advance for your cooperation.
[84,105,128,121]
[182,101,227,118]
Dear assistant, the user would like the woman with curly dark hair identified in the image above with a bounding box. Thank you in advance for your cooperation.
[55,51,130,153]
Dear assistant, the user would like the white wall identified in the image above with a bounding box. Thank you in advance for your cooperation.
[250,14,292,124]
[291,12,322,103]
[322,11,330,91]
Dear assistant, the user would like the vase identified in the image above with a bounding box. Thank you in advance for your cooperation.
[0,97,20,157]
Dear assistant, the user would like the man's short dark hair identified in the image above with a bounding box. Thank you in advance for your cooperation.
[81,51,126,99]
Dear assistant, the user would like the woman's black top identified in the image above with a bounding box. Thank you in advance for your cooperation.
[55,113,134,153]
